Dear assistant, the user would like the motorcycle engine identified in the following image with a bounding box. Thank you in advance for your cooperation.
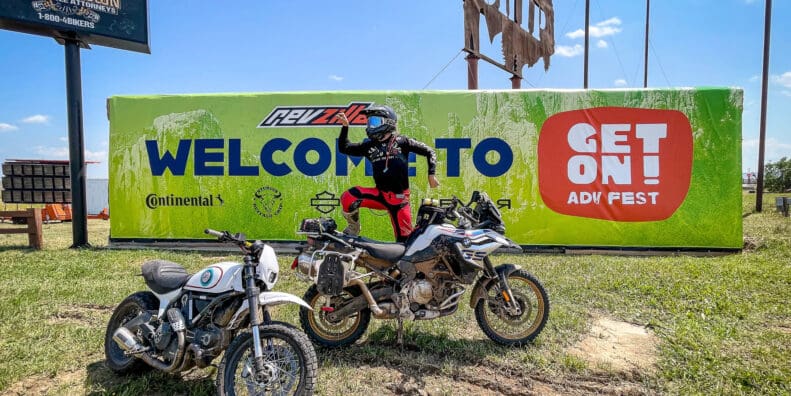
[152,321,179,361]
[406,280,434,305]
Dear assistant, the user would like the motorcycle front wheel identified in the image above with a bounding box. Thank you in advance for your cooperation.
[299,284,371,348]
[104,291,158,374]
[475,269,549,346]
[217,323,317,396]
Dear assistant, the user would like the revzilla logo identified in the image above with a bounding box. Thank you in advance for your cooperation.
[538,107,693,222]
[258,102,373,128]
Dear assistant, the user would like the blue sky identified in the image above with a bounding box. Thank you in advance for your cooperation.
[1,0,789,179]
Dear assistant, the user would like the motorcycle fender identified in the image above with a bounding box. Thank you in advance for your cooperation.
[469,263,521,309]
[259,291,313,311]
[227,292,313,328]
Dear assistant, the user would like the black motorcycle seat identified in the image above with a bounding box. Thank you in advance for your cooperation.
[141,260,192,294]
[348,237,406,262]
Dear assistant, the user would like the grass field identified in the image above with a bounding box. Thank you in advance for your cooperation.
[0,193,789,395]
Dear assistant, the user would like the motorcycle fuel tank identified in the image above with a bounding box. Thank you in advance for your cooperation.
[183,262,244,293]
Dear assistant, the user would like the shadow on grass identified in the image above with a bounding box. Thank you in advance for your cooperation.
[84,360,216,396]
[315,324,535,393]
[0,245,40,253]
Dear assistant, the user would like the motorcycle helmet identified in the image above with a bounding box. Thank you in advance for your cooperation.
[361,104,397,141]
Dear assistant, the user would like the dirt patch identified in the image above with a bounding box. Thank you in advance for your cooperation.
[3,367,86,396]
[568,315,659,374]
[773,325,791,334]
[47,303,114,327]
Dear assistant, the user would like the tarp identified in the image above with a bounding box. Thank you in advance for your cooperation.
[108,88,742,249]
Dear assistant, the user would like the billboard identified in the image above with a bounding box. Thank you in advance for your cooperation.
[0,0,149,53]
[108,89,743,249]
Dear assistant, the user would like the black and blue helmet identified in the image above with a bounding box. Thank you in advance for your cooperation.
[362,104,397,140]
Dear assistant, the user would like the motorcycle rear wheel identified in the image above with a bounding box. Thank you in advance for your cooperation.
[104,291,158,374]
[217,323,317,396]
[475,269,549,346]
[299,284,371,348]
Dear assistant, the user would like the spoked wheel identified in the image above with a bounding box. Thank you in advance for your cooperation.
[299,284,371,348]
[217,323,317,396]
[104,291,158,374]
[475,269,549,346]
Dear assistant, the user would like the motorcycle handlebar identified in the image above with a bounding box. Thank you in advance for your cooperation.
[204,228,224,238]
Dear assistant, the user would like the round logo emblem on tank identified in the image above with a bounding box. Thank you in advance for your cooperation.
[200,269,213,286]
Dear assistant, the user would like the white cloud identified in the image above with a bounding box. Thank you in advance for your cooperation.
[782,91,791,97]
[34,146,69,159]
[0,123,18,132]
[748,75,760,83]
[555,44,584,57]
[59,137,68,142]
[743,138,791,170]
[614,79,628,87]
[32,146,107,163]
[566,17,623,39]
[86,149,107,162]
[596,40,608,49]
[771,71,791,88]
[21,114,50,124]
[598,17,622,27]
[329,74,344,82]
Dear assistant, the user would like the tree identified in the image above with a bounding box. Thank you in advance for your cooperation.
[764,157,791,192]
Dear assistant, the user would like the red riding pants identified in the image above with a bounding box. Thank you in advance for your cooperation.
[340,187,412,242]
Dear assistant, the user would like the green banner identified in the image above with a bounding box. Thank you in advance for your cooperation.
[108,89,743,249]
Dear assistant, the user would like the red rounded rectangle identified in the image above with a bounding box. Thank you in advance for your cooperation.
[538,107,692,222]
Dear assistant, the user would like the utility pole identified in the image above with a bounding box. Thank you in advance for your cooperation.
[643,0,650,88]
[584,0,590,88]
[756,0,772,212]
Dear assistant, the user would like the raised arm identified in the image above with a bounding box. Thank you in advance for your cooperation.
[336,113,368,157]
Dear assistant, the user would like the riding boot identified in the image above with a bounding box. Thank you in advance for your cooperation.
[342,209,360,236]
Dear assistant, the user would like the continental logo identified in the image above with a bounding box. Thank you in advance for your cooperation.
[538,107,693,222]
[258,102,372,128]
[146,193,224,209]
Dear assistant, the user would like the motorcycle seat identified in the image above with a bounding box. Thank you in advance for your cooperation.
[141,260,192,294]
[348,238,406,262]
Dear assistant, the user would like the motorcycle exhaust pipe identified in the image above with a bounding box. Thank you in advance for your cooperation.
[349,278,384,316]
[143,308,187,372]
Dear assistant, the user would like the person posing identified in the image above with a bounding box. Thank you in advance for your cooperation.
[336,104,439,243]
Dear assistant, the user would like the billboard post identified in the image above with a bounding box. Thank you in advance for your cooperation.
[65,35,88,246]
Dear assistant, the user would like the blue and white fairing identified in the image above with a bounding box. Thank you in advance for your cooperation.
[405,224,520,267]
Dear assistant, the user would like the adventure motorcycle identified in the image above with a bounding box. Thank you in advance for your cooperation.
[105,229,317,395]
[293,191,549,347]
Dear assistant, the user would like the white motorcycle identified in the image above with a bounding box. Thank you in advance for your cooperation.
[105,229,317,395]
[294,191,549,347]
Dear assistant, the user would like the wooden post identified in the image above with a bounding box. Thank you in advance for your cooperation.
[28,208,43,249]
[466,52,479,90]
[511,74,522,89]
